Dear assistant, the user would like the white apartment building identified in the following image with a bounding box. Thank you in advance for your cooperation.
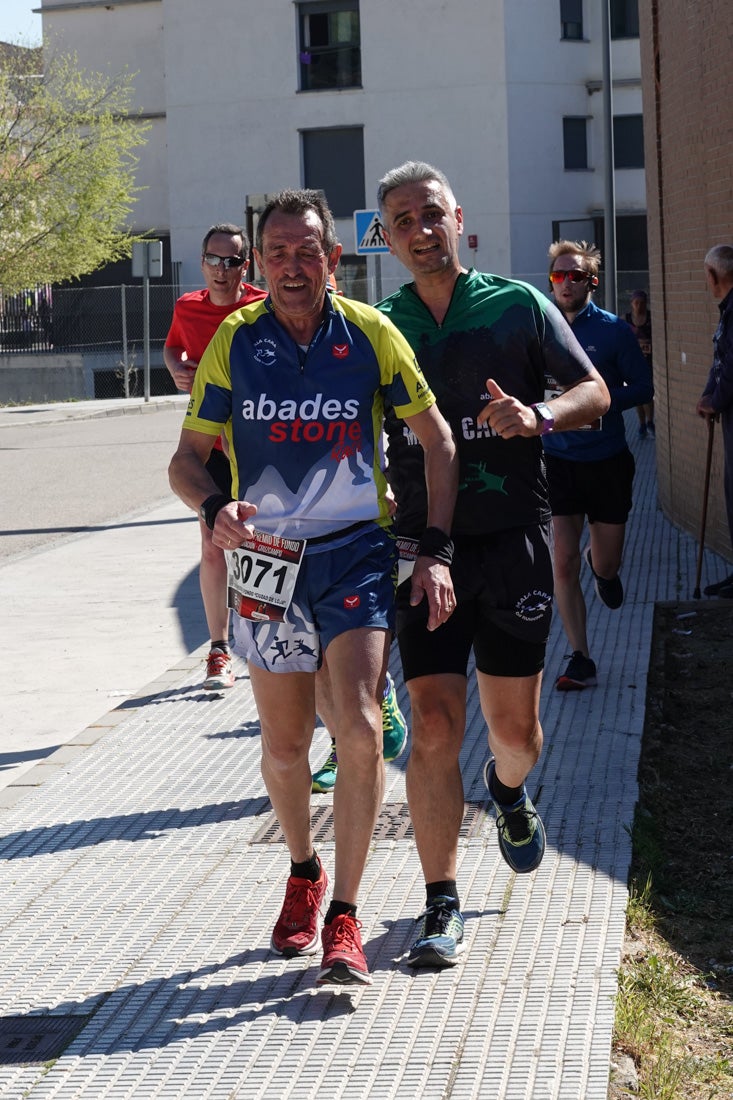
[39,0,646,301]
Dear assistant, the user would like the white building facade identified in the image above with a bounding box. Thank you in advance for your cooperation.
[39,0,645,301]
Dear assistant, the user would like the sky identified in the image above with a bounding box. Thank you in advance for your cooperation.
[0,0,42,46]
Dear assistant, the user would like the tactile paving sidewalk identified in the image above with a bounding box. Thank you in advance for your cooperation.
[0,426,726,1100]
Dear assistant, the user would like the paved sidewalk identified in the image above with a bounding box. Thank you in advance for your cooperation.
[0,412,729,1099]
[0,396,205,791]
[0,395,187,427]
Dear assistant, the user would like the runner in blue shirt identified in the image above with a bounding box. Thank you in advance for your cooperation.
[545,240,653,690]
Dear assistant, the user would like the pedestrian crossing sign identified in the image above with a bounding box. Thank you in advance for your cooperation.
[354,209,390,255]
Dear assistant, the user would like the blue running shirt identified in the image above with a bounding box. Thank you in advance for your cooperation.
[185,293,435,541]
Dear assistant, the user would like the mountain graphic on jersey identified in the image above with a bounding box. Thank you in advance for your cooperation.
[236,454,378,542]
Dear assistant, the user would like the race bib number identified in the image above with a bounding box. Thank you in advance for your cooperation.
[396,535,420,587]
[544,376,601,431]
[227,529,305,622]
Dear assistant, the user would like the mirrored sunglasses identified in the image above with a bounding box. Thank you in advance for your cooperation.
[549,269,591,284]
[202,253,244,269]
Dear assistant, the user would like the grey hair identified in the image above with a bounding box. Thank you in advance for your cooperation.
[704,244,733,278]
[377,161,457,213]
[255,189,338,255]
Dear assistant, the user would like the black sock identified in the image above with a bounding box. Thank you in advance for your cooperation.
[325,899,356,925]
[290,853,321,882]
[426,880,459,907]
[489,770,525,807]
[210,639,229,652]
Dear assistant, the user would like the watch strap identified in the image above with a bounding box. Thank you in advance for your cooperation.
[200,493,233,530]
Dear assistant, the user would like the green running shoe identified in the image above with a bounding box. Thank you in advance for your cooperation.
[311,672,406,792]
[407,896,465,968]
[311,742,338,793]
[382,671,408,761]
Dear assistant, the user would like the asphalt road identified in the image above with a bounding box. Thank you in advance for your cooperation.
[0,404,187,562]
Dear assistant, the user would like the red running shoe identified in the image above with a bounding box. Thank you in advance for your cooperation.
[203,647,235,690]
[270,860,328,957]
[317,913,372,985]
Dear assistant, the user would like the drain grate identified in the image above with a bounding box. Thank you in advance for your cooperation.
[0,1015,89,1065]
[251,799,490,844]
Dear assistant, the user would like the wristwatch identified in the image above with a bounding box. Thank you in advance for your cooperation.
[531,402,555,435]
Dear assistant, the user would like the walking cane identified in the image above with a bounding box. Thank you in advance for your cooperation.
[693,416,716,598]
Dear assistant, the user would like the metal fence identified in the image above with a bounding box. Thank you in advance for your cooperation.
[0,283,182,399]
[0,286,54,354]
[1,272,650,402]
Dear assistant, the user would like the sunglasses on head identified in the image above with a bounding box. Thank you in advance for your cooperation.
[202,253,245,269]
[549,268,593,284]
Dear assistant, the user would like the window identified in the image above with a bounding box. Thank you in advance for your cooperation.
[563,117,589,170]
[298,1,361,91]
[610,0,639,39]
[616,214,648,272]
[560,0,583,41]
[549,215,649,274]
[613,115,644,168]
[302,127,365,217]
[550,215,649,311]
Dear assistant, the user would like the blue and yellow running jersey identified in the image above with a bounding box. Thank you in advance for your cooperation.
[185,292,435,541]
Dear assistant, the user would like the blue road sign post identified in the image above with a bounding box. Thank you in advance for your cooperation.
[353,209,389,255]
[354,210,389,301]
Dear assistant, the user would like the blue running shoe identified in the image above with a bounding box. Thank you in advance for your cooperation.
[483,759,546,874]
[407,896,465,968]
[382,671,408,761]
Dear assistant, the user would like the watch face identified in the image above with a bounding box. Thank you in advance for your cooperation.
[534,403,554,432]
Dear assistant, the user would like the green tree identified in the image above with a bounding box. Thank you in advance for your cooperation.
[0,46,150,293]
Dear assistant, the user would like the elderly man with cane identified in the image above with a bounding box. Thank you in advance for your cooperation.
[696,244,733,597]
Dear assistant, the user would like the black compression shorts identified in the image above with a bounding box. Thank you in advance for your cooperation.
[545,447,635,524]
[396,523,553,680]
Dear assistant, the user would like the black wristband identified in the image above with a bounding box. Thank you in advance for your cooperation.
[417,526,455,565]
[200,493,233,531]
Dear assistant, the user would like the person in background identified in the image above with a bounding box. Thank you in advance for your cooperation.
[311,666,408,792]
[311,272,410,791]
[546,241,653,691]
[169,188,458,986]
[696,244,733,597]
[625,289,654,438]
[164,224,266,690]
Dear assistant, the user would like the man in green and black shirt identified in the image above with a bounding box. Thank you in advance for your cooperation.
[376,161,609,968]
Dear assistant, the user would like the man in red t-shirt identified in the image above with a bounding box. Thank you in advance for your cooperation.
[165,223,266,690]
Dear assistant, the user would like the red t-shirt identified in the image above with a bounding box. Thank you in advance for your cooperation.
[166,284,266,450]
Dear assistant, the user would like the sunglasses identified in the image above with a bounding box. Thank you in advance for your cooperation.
[549,269,591,284]
[202,253,245,269]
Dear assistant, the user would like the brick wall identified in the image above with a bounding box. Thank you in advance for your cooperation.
[640,0,733,562]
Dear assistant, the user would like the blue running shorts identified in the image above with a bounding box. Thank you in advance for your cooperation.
[233,524,397,673]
